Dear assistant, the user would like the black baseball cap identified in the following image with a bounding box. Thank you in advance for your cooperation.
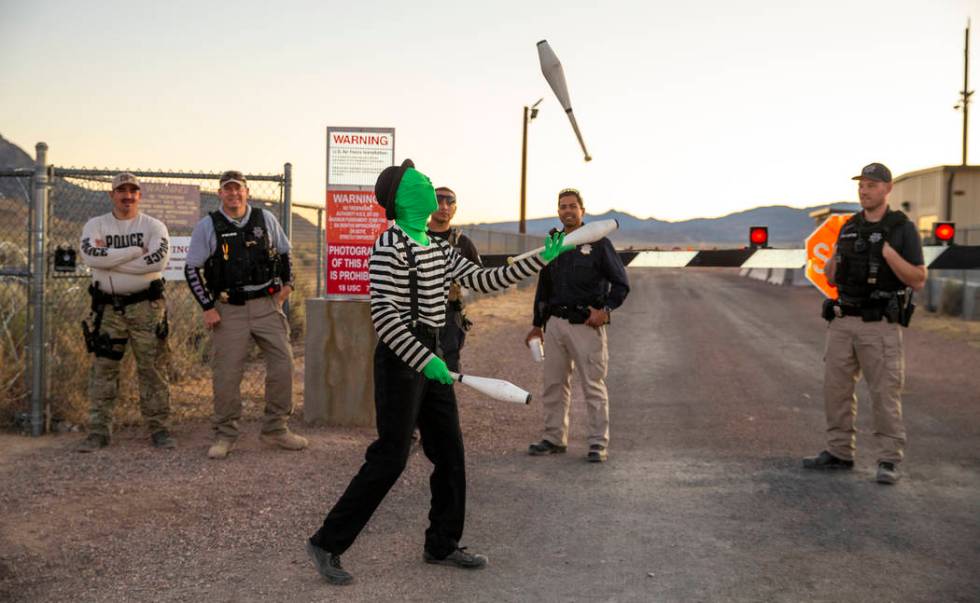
[219,170,247,187]
[851,163,892,183]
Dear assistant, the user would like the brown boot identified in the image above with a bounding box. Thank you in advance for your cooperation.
[260,430,308,451]
[207,438,236,460]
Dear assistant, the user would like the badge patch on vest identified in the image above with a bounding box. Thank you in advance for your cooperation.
[252,226,265,239]
[580,244,592,255]
[869,232,882,243]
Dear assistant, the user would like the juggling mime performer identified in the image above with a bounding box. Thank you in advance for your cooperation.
[305,159,573,585]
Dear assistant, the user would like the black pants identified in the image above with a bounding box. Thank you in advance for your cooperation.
[310,334,466,558]
[440,305,467,373]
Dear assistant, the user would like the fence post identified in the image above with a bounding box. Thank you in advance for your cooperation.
[282,162,293,239]
[30,142,49,437]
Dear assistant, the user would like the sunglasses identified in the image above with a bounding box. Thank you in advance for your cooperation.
[436,194,456,205]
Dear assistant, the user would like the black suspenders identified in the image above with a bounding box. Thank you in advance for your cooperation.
[395,229,420,328]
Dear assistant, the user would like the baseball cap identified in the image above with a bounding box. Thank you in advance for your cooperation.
[851,163,892,183]
[219,170,247,187]
[111,172,141,190]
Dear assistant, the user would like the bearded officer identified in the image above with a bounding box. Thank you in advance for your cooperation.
[803,162,926,484]
[524,188,630,463]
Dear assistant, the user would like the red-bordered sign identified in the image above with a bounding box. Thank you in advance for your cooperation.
[325,126,394,299]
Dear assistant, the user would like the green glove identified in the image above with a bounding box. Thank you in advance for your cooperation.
[540,232,576,263]
[422,356,455,385]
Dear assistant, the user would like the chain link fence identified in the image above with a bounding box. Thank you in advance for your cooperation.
[0,169,34,432]
[0,146,334,434]
[42,168,300,429]
[459,226,546,256]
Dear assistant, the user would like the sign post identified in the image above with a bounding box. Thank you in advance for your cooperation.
[305,127,395,426]
[805,214,852,299]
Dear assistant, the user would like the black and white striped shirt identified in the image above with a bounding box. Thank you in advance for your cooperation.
[371,225,545,371]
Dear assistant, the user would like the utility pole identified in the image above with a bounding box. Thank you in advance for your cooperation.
[959,20,973,166]
[519,98,543,234]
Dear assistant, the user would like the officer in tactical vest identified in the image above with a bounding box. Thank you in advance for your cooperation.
[803,163,927,485]
[427,186,482,372]
[184,170,308,459]
[77,172,173,452]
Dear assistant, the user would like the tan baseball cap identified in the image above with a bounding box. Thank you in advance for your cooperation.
[219,170,247,187]
[111,172,141,190]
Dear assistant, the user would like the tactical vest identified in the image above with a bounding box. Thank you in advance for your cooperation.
[203,209,278,294]
[835,209,908,301]
[446,228,462,303]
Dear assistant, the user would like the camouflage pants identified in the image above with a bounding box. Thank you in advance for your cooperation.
[87,298,171,436]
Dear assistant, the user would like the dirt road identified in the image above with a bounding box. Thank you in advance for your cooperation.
[1,270,978,602]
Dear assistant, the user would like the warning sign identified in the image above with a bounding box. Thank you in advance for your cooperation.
[140,183,200,230]
[325,126,395,299]
[326,190,387,244]
[327,128,394,187]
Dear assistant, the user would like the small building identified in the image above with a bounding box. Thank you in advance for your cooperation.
[890,165,980,243]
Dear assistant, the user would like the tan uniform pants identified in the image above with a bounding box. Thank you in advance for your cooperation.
[211,295,294,439]
[823,316,906,464]
[540,318,610,448]
[87,298,170,436]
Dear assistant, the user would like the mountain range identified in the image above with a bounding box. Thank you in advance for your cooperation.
[465,202,859,248]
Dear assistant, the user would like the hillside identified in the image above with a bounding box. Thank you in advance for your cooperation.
[466,203,859,248]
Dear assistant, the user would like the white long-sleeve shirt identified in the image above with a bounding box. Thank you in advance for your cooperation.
[80,212,170,294]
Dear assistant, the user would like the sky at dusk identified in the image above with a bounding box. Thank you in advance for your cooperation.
[2,0,979,224]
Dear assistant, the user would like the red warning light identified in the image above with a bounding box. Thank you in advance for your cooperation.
[933,222,955,245]
[749,226,769,248]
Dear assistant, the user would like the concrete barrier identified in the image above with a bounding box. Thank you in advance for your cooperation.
[304,298,377,427]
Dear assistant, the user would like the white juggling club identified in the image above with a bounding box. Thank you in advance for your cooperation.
[507,218,619,264]
[449,372,532,405]
[537,40,592,162]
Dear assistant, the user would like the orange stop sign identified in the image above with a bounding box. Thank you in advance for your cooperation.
[805,214,853,299]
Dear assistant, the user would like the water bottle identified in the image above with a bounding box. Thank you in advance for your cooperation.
[528,336,545,362]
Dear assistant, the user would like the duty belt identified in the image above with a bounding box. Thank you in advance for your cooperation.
[548,304,588,319]
[837,304,866,317]
[220,284,281,306]
[89,280,164,308]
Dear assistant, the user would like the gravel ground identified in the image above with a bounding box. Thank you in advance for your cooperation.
[0,287,545,602]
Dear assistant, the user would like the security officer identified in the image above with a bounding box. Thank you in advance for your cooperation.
[77,172,173,451]
[184,170,307,459]
[427,186,482,372]
[804,162,926,484]
[524,188,630,463]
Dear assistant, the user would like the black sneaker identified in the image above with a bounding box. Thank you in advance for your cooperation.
[528,440,567,455]
[76,433,109,453]
[802,450,854,470]
[876,462,900,485]
[423,547,488,569]
[587,444,608,463]
[305,540,353,585]
[151,430,176,449]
